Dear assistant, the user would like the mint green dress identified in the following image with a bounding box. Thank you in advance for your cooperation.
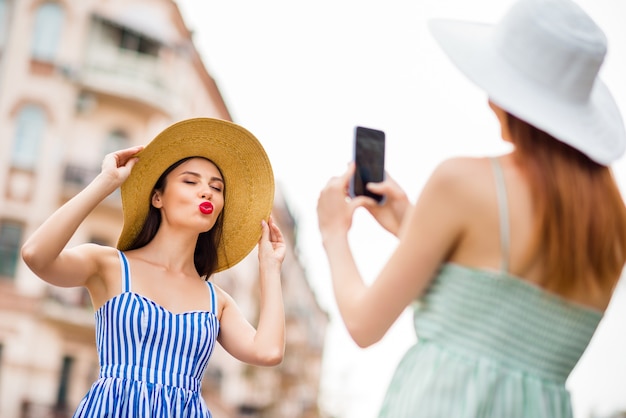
[378,159,603,418]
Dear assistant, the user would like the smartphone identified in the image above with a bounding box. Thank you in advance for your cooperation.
[349,126,386,203]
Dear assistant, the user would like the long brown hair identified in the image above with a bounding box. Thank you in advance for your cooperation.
[126,157,225,278]
[506,113,626,294]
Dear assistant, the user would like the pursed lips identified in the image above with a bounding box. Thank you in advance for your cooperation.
[199,201,214,214]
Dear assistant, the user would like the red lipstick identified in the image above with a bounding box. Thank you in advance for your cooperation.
[199,202,214,214]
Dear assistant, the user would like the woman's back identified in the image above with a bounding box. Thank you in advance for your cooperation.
[377,155,607,418]
[445,154,617,311]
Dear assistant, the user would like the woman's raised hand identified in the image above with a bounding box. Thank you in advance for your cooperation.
[100,145,144,188]
[317,163,365,242]
[317,163,412,240]
[258,216,286,269]
[361,173,411,237]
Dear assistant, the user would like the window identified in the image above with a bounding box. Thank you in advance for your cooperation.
[0,221,23,278]
[102,130,128,199]
[12,104,46,170]
[103,129,129,156]
[31,2,64,61]
[0,0,10,50]
[120,28,159,56]
[56,355,74,410]
[99,19,160,57]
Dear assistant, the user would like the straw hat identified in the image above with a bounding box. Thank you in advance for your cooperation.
[429,0,626,165]
[117,118,275,272]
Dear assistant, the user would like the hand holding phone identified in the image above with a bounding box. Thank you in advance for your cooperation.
[349,126,386,204]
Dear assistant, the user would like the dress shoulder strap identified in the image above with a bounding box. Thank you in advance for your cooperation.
[490,157,511,274]
[206,281,218,314]
[117,251,132,292]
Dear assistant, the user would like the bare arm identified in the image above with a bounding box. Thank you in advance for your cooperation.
[21,146,142,287]
[317,159,466,347]
[217,216,286,366]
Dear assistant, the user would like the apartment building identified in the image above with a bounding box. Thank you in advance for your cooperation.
[0,0,327,416]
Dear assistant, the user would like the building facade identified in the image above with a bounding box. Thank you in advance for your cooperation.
[0,0,327,416]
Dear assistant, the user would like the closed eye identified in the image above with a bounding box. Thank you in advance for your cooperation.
[178,171,224,191]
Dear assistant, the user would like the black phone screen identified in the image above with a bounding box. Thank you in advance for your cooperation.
[351,126,385,203]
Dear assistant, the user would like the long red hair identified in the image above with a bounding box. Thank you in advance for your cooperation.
[506,112,626,294]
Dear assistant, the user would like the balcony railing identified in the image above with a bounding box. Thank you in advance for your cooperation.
[79,45,176,115]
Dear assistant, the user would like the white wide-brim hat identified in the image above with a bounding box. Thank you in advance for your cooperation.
[429,0,626,165]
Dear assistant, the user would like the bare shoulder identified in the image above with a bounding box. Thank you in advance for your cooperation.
[432,156,491,180]
[78,242,118,256]
[209,281,234,318]
[427,156,493,198]
[57,242,120,279]
[76,243,120,269]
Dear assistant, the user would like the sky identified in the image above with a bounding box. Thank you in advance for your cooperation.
[176,1,626,417]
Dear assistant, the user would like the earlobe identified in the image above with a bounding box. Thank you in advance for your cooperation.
[151,191,162,208]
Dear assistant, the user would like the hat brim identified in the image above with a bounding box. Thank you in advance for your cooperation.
[428,19,626,165]
[117,118,274,273]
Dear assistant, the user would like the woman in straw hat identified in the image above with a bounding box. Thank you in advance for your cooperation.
[22,118,286,417]
[317,0,626,416]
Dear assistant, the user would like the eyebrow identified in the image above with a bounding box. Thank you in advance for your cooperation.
[179,170,224,183]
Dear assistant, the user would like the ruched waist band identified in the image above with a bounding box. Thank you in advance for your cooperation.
[99,364,201,392]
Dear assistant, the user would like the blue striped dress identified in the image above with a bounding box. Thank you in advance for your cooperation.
[377,159,604,417]
[73,251,220,417]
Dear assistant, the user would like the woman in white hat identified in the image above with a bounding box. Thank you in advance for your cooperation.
[317,0,626,416]
[22,118,286,417]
